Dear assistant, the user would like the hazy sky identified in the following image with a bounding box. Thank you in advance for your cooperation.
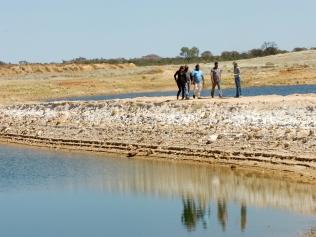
[1,0,315,63]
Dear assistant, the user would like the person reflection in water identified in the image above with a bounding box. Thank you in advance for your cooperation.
[181,197,209,231]
[217,199,227,231]
[240,204,247,232]
[181,197,247,233]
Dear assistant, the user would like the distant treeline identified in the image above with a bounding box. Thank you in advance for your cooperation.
[1,42,316,66]
[63,42,316,66]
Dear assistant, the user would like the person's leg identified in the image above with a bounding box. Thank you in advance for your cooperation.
[234,77,239,97]
[238,77,242,96]
[211,81,216,98]
[187,82,190,97]
[217,80,223,97]
[185,83,189,99]
[194,83,198,99]
[176,80,181,99]
[197,82,203,98]
[181,83,186,99]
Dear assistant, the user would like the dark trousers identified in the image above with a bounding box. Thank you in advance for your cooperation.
[176,80,186,99]
[234,77,242,97]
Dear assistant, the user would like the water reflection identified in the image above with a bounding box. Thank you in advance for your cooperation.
[181,196,210,231]
[240,204,247,232]
[181,198,248,233]
[1,145,316,236]
[217,199,228,231]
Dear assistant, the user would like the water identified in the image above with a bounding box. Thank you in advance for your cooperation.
[50,84,316,101]
[0,144,316,237]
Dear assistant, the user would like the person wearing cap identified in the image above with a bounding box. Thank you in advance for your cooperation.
[191,64,204,99]
[211,62,223,98]
[233,62,242,98]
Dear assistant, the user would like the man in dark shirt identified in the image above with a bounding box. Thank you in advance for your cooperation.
[173,66,184,100]
[174,66,186,100]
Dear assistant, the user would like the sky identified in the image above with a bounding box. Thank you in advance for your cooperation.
[0,0,316,63]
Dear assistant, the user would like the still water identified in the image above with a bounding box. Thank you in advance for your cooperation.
[0,144,316,237]
[51,84,316,101]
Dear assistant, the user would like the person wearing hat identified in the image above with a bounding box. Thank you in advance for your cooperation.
[233,62,242,98]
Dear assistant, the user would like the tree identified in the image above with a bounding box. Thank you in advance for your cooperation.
[19,60,29,65]
[261,41,277,50]
[180,46,200,62]
[201,51,213,60]
[141,54,162,60]
[221,51,240,60]
[292,47,307,52]
[180,47,190,58]
[261,41,279,55]
[249,48,264,57]
[190,47,200,58]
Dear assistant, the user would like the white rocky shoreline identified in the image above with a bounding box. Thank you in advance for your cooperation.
[0,94,315,181]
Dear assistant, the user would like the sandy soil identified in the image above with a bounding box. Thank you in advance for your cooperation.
[0,94,315,183]
[0,50,316,103]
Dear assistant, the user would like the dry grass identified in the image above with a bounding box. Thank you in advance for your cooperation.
[0,50,316,103]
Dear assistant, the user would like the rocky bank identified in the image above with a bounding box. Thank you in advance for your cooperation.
[0,95,315,180]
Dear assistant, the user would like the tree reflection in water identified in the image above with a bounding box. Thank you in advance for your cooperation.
[181,197,248,233]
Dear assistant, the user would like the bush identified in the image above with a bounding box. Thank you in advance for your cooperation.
[293,47,308,52]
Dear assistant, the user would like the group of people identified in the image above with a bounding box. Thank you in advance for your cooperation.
[174,62,242,100]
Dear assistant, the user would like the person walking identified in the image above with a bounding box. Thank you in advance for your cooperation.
[211,62,223,98]
[174,66,185,100]
[233,62,242,98]
[191,64,204,99]
[184,65,191,99]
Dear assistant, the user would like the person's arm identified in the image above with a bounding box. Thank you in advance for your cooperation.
[211,70,214,83]
[174,71,178,81]
[191,71,195,85]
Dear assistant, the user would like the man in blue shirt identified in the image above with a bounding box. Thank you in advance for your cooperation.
[191,64,204,99]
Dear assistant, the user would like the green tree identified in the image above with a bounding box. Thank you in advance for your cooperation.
[180,47,200,62]
[190,47,200,58]
[249,48,264,57]
[221,51,240,60]
[180,47,191,58]
[201,51,213,61]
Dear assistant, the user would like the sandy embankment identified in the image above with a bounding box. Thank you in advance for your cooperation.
[0,95,315,181]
